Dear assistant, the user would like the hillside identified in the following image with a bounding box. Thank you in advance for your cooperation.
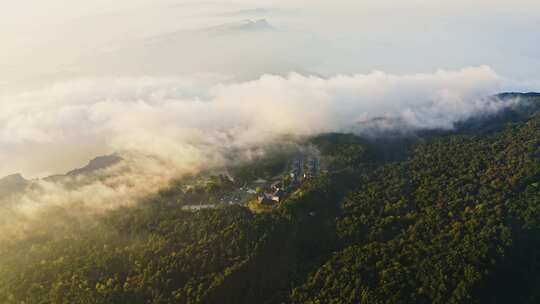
[0,154,123,203]
[0,174,29,200]
[44,154,123,183]
[0,94,539,303]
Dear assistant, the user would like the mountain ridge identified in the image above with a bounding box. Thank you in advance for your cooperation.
[0,154,123,199]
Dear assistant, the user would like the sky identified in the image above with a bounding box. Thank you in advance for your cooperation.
[2,0,540,87]
[1,0,540,178]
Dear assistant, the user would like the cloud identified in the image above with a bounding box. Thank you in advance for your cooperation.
[0,65,515,241]
[0,66,504,178]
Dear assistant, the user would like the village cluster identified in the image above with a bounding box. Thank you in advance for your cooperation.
[180,153,321,211]
[256,155,320,205]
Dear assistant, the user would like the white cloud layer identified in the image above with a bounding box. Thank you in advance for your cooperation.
[1,0,538,241]
[0,65,504,178]
[0,65,526,241]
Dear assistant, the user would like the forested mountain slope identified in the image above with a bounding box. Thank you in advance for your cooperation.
[292,112,540,303]
[0,94,539,304]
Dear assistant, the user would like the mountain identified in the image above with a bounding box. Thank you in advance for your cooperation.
[66,154,123,176]
[0,154,123,200]
[144,19,276,44]
[496,92,540,99]
[0,173,29,199]
[0,93,539,303]
[203,19,276,35]
[454,92,540,133]
[353,92,540,137]
[44,154,123,183]
[66,17,313,79]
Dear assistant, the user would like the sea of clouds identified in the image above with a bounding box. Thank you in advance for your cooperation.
[0,65,520,240]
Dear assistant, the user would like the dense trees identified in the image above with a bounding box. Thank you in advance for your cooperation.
[0,96,539,303]
[291,111,540,303]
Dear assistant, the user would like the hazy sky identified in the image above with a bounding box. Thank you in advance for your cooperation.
[2,0,540,88]
[1,0,540,177]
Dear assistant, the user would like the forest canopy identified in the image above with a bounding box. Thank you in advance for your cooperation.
[0,94,539,304]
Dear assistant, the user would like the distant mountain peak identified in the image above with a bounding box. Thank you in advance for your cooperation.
[66,154,123,176]
[1,173,26,182]
[496,92,540,100]
[238,18,275,31]
[205,18,276,35]
[1,154,124,199]
[0,173,29,199]
[240,19,271,27]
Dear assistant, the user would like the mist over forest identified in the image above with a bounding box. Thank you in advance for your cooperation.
[1,1,539,303]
